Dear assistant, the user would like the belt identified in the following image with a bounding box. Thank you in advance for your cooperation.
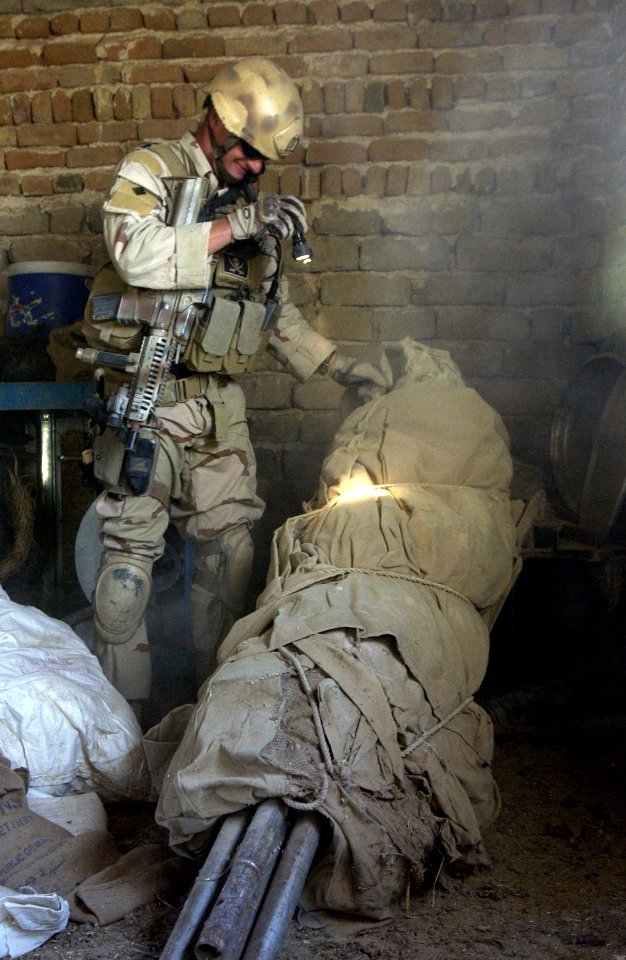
[160,374,211,404]
[159,374,228,441]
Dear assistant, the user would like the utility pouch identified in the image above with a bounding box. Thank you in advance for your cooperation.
[237,300,267,356]
[93,428,126,487]
[199,296,241,356]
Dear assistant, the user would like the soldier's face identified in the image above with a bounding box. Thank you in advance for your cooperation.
[208,110,265,181]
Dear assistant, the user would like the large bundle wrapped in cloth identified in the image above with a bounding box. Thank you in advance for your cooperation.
[150,340,524,920]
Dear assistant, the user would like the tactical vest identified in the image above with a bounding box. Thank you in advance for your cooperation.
[86,140,275,381]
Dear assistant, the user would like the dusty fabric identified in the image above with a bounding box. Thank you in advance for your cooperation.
[0,758,119,897]
[67,844,195,925]
[149,340,532,919]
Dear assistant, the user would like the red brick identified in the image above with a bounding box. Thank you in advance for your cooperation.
[420,22,483,46]
[0,96,12,125]
[322,114,383,136]
[79,10,110,33]
[340,2,371,21]
[431,76,455,110]
[0,172,21,194]
[72,89,94,123]
[354,25,418,49]
[11,94,31,125]
[484,19,553,44]
[66,144,124,168]
[241,4,274,25]
[123,63,184,85]
[57,65,98,88]
[0,16,15,39]
[136,119,190,141]
[53,172,83,193]
[15,17,49,39]
[368,137,428,161]
[152,88,173,119]
[301,167,321,200]
[21,174,54,195]
[475,0,509,17]
[342,168,362,196]
[307,141,368,164]
[50,13,79,36]
[162,36,225,59]
[1,49,40,68]
[344,80,364,112]
[104,36,163,62]
[321,166,342,196]
[309,52,369,76]
[113,89,132,121]
[386,79,408,109]
[225,35,288,57]
[308,2,339,24]
[1,68,56,94]
[370,51,433,73]
[51,91,72,123]
[110,8,143,31]
[17,122,77,147]
[31,91,53,123]
[207,5,240,27]
[143,10,177,31]
[323,81,344,114]
[84,169,113,191]
[409,78,430,109]
[385,165,408,195]
[42,41,99,66]
[364,166,387,196]
[289,31,351,52]
[407,165,429,194]
[386,109,447,132]
[374,1,407,19]
[301,82,323,113]
[5,148,66,170]
[435,50,504,73]
[275,3,308,24]
[408,0,443,18]
[172,85,197,118]
[77,120,136,145]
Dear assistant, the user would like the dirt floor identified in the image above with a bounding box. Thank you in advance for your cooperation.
[27,722,625,960]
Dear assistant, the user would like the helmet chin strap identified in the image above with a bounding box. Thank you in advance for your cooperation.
[206,114,264,187]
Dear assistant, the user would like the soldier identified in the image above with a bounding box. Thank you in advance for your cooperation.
[82,57,390,712]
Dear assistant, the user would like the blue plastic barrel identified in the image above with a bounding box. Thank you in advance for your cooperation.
[6,261,95,335]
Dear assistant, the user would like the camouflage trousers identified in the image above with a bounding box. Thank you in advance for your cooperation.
[93,375,265,701]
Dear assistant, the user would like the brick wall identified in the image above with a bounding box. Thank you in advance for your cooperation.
[0,0,624,529]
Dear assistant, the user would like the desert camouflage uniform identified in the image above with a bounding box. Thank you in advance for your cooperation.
[85,131,336,698]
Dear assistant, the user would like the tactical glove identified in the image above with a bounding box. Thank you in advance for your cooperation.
[227,194,307,242]
[328,352,392,402]
[270,195,307,241]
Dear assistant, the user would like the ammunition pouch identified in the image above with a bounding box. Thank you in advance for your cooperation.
[183,295,270,376]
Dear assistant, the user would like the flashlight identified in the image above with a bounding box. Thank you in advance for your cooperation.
[292,228,313,264]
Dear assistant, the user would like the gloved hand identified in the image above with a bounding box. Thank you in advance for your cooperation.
[258,233,280,294]
[328,352,392,402]
[270,195,307,241]
[227,194,307,241]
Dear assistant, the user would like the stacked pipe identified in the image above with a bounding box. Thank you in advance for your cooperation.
[160,800,323,960]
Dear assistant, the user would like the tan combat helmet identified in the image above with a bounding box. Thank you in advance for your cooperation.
[205,57,303,161]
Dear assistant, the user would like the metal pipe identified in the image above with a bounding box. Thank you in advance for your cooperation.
[159,809,250,960]
[194,799,288,960]
[241,812,323,960]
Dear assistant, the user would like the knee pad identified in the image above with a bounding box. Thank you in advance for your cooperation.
[193,524,254,617]
[93,551,154,646]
